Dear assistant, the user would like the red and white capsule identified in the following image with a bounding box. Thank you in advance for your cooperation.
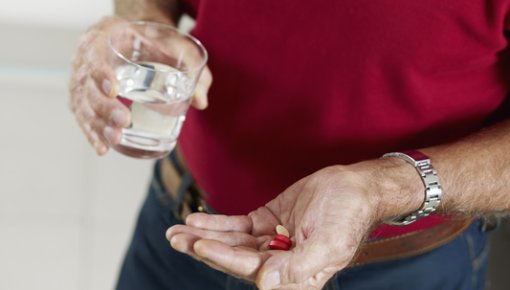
[276,225,290,237]
[269,239,290,251]
[269,225,292,251]
[273,234,291,246]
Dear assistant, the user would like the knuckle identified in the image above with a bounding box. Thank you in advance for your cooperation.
[91,121,105,135]
[91,99,115,118]
[73,96,90,115]
[81,123,92,134]
[70,66,89,94]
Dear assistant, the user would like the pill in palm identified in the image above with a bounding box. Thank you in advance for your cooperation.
[275,225,290,237]
[274,234,291,247]
[269,239,290,251]
[269,225,292,251]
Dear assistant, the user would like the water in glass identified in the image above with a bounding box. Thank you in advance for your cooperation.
[113,61,193,159]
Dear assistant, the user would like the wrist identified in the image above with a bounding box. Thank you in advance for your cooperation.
[352,158,424,222]
[114,0,180,26]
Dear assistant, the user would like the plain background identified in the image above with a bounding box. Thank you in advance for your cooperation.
[0,1,153,289]
[0,1,508,289]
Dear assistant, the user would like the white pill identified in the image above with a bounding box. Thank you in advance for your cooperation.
[276,225,290,238]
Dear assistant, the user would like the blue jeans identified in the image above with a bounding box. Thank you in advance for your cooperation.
[116,164,490,290]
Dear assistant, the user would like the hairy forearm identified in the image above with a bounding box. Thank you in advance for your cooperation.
[375,118,510,220]
[425,119,510,214]
[114,0,181,25]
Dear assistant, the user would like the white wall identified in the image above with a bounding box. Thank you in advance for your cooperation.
[0,0,112,29]
[0,2,155,290]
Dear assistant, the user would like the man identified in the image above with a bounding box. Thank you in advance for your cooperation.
[70,0,510,289]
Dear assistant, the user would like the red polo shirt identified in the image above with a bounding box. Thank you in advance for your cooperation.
[178,0,510,237]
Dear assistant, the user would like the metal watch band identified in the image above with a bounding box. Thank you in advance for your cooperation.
[381,150,442,226]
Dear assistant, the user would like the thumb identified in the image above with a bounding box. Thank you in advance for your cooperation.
[191,66,212,110]
[256,236,350,290]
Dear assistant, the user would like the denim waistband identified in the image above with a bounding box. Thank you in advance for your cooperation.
[150,152,214,220]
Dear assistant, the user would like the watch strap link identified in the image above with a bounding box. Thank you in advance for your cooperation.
[382,150,443,226]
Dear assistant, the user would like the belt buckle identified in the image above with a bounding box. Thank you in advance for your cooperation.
[178,189,208,220]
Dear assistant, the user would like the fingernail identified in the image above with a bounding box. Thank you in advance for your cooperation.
[102,79,112,95]
[110,109,127,127]
[261,271,280,290]
[96,144,108,155]
[103,126,116,144]
[193,86,208,110]
[102,79,119,98]
[93,139,108,156]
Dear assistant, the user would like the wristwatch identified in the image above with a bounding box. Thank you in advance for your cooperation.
[382,150,442,226]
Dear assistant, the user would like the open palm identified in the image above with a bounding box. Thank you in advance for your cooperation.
[167,165,380,290]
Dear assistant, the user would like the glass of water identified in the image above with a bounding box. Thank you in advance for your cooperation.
[108,21,208,159]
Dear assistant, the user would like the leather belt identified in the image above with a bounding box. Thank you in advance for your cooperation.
[351,217,472,267]
[160,153,472,267]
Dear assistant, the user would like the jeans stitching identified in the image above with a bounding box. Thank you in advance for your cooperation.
[473,238,489,272]
[465,233,478,288]
[464,226,489,290]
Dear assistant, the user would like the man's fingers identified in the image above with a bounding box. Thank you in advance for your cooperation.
[80,123,108,155]
[90,97,130,128]
[191,66,212,110]
[169,232,270,281]
[247,207,282,237]
[85,78,131,128]
[69,16,131,156]
[185,213,253,233]
[74,86,123,150]
[169,233,260,279]
[102,126,122,145]
[169,233,201,258]
[93,71,119,99]
[185,208,280,237]
[174,239,259,281]
[193,239,269,280]
[73,97,109,154]
[167,224,259,248]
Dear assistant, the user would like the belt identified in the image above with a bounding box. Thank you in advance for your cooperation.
[351,217,472,267]
[160,152,472,267]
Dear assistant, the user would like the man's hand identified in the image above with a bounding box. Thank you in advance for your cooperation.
[166,160,422,289]
[69,16,212,155]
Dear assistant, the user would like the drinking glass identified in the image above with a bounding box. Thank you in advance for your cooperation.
[108,21,207,159]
